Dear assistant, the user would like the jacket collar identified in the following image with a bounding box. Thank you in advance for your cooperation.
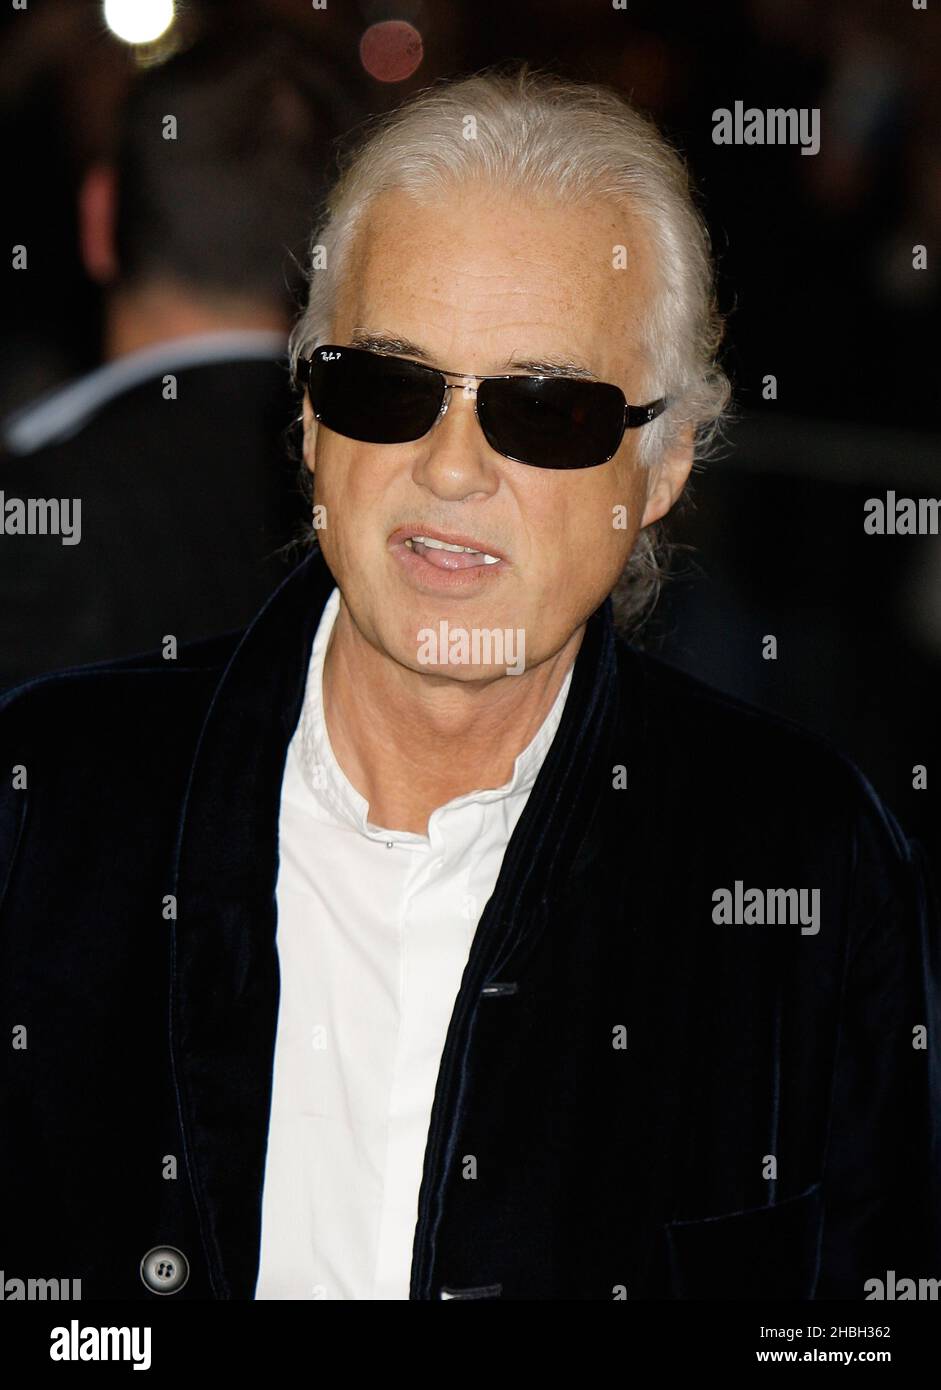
[168,544,621,1297]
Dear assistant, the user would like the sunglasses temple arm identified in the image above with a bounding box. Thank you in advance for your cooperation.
[624,397,669,429]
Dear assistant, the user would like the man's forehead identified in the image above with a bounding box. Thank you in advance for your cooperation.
[333,186,654,378]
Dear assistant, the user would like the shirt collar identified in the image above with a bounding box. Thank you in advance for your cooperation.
[2,329,288,456]
[294,586,575,844]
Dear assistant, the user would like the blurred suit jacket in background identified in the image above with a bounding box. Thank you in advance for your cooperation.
[0,19,364,689]
[0,337,303,688]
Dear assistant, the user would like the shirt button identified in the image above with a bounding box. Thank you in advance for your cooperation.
[140,1245,190,1295]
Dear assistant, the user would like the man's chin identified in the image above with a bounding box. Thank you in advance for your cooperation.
[380,608,529,681]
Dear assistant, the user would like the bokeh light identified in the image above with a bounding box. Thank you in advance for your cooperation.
[359,21,424,84]
[103,0,175,47]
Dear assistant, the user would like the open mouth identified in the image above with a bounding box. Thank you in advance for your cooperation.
[403,535,503,571]
[387,525,509,588]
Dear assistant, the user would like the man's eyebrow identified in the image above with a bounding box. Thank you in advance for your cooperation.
[348,328,600,380]
[349,330,432,359]
[508,357,599,381]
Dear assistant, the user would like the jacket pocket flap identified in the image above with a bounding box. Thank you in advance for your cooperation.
[664,1182,823,1299]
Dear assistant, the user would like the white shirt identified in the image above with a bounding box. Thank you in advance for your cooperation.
[254,586,574,1300]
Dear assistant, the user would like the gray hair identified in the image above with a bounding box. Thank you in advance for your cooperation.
[288,64,730,635]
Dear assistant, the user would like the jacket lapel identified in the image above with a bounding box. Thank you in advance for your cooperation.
[169,545,335,1298]
[409,587,620,1296]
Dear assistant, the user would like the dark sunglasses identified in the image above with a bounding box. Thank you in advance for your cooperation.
[295,344,668,470]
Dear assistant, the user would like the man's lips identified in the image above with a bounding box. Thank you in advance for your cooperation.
[387,524,509,570]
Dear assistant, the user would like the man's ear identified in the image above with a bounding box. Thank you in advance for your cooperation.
[640,422,695,528]
[301,394,318,476]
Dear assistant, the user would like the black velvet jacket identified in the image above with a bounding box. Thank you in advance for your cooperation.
[2,545,940,1300]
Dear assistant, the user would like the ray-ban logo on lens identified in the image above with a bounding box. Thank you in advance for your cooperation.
[417,622,526,675]
[712,102,820,156]
[712,882,820,935]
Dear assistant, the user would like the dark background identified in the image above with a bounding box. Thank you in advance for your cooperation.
[2,0,939,871]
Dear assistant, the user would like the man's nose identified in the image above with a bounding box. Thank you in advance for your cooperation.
[411,381,499,499]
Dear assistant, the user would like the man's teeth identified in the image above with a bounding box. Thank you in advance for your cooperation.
[406,535,501,565]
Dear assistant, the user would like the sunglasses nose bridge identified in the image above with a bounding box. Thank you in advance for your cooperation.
[437,377,479,426]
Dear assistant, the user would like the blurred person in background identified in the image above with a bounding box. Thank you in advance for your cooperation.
[0,22,361,688]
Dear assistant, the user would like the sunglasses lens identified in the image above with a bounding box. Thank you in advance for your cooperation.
[309,347,443,444]
[478,377,626,469]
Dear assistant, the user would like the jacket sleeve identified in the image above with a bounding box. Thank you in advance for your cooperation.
[816,801,941,1298]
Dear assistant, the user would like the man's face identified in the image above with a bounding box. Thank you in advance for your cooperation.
[301,182,692,677]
